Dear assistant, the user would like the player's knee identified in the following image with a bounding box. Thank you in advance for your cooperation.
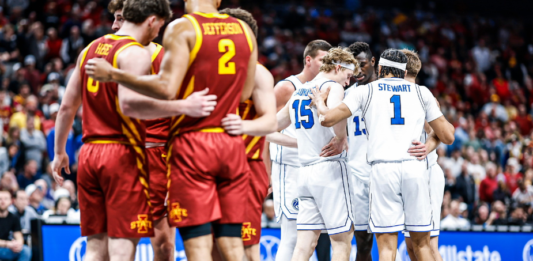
[212,223,242,238]
[156,242,175,259]
[355,232,373,255]
[179,223,212,241]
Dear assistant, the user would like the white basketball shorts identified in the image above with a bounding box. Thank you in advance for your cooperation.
[272,162,300,221]
[297,160,354,235]
[351,174,370,231]
[405,163,445,237]
[368,160,432,233]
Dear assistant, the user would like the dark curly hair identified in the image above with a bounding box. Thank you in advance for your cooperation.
[219,8,258,38]
[347,42,372,60]
[122,0,172,24]
[378,49,407,78]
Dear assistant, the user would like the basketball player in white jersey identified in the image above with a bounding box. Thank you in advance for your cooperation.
[265,40,332,261]
[275,47,359,261]
[401,49,445,261]
[311,49,455,261]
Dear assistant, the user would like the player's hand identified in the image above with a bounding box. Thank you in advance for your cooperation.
[221,114,243,135]
[85,58,113,82]
[10,240,23,253]
[51,153,70,186]
[320,136,347,157]
[309,85,330,107]
[408,140,427,160]
[185,88,217,117]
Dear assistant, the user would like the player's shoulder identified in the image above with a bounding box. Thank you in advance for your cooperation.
[164,17,196,39]
[274,77,298,92]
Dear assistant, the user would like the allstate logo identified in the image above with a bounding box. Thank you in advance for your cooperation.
[260,235,281,261]
[69,237,87,261]
[523,239,533,261]
[292,198,299,211]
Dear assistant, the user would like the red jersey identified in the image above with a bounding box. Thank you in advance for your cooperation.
[169,12,254,136]
[238,100,265,161]
[79,34,146,146]
[145,43,171,143]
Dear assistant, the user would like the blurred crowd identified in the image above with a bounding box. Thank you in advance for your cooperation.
[0,1,531,257]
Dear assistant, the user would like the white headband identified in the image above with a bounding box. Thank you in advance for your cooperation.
[378,58,406,71]
[333,61,355,71]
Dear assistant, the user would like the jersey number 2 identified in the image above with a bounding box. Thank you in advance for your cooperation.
[87,77,99,93]
[292,100,314,129]
[218,39,236,75]
[390,95,405,125]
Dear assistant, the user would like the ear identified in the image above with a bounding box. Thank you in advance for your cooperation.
[371,56,375,67]
[305,56,311,67]
[148,16,157,27]
[216,0,222,8]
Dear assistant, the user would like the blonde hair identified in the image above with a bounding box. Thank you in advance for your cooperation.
[319,47,359,73]
[400,49,421,78]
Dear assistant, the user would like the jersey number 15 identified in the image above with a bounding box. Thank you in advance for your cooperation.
[292,99,314,129]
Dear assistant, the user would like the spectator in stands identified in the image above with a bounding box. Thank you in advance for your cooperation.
[493,174,513,206]
[445,149,464,177]
[441,200,471,229]
[474,204,489,225]
[486,201,509,225]
[61,180,78,209]
[471,39,491,73]
[25,184,45,215]
[505,158,523,194]
[467,153,486,181]
[20,115,46,169]
[0,138,9,175]
[16,161,39,189]
[479,163,499,203]
[60,25,83,64]
[0,171,17,194]
[42,188,76,219]
[34,179,53,209]
[8,190,39,237]
[0,190,31,261]
[512,179,533,206]
[21,55,41,94]
[41,103,58,136]
[9,95,42,131]
[454,162,477,217]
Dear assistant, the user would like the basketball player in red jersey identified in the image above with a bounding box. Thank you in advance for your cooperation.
[107,1,175,260]
[51,0,217,260]
[215,8,277,261]
[85,0,259,260]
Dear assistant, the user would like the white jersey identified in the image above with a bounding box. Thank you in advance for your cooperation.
[343,78,443,163]
[270,75,304,166]
[289,77,347,166]
[421,129,438,167]
[346,86,371,184]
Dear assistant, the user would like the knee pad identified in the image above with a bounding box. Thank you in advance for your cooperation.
[178,223,212,241]
[212,223,242,238]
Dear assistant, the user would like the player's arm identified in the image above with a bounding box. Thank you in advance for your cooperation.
[266,101,295,145]
[116,46,217,119]
[240,23,258,103]
[421,88,455,145]
[311,86,356,127]
[85,18,195,100]
[274,81,297,111]
[322,83,348,155]
[266,133,297,148]
[222,65,276,136]
[51,49,84,186]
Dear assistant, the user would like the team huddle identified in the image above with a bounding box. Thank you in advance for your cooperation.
[49,0,455,261]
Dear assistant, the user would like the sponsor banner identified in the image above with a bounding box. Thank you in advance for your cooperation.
[41,225,532,261]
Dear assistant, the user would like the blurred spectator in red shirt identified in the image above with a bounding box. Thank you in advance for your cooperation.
[492,67,511,102]
[45,28,62,61]
[514,104,533,136]
[479,163,499,203]
[505,158,523,194]
[21,55,41,94]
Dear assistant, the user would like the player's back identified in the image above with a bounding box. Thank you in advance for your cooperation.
[144,43,170,143]
[79,34,145,146]
[346,86,371,182]
[362,78,430,162]
[290,77,347,166]
[170,12,254,135]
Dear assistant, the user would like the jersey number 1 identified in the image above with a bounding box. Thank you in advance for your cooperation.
[219,39,236,75]
[292,99,314,129]
[390,95,405,125]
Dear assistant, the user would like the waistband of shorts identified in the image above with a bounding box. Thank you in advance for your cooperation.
[85,139,140,146]
[145,142,165,148]
[302,158,347,167]
[370,159,418,165]
[175,127,226,136]
[271,160,300,167]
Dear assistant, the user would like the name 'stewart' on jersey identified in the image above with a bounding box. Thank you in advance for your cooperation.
[378,83,411,92]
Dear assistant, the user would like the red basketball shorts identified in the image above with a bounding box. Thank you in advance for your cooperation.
[242,160,269,246]
[166,131,250,227]
[146,146,168,221]
[77,143,154,238]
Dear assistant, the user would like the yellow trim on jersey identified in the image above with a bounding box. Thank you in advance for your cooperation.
[171,76,196,132]
[241,100,253,120]
[198,127,225,133]
[245,136,262,154]
[166,143,174,191]
[115,97,143,147]
[113,42,144,68]
[237,19,254,53]
[105,34,137,41]
[79,40,98,69]
[184,15,203,67]
[193,12,229,19]
[151,43,163,62]
[251,148,261,160]
[85,139,131,145]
